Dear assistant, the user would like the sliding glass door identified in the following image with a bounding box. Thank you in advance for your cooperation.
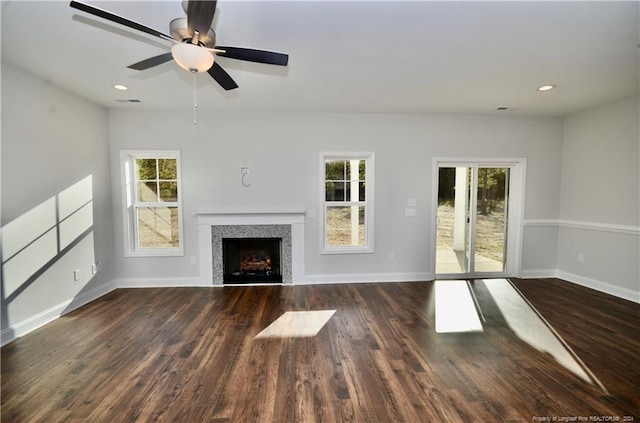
[435,163,513,277]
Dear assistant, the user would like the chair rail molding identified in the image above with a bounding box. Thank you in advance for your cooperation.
[524,219,639,236]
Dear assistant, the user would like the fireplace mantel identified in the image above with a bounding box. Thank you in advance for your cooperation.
[196,210,306,285]
[195,210,306,225]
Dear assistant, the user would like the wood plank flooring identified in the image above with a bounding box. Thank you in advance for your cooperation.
[2,278,639,422]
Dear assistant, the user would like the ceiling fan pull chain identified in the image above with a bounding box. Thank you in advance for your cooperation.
[193,71,198,125]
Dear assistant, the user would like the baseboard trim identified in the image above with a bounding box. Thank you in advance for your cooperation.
[4,270,634,347]
[521,269,639,304]
[1,279,118,347]
[302,272,433,285]
[556,270,639,304]
[520,269,558,279]
[117,277,211,288]
[117,275,437,287]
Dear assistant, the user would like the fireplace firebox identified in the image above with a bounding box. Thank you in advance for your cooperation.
[222,238,282,284]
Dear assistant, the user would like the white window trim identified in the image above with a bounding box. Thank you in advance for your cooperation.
[120,150,184,257]
[320,151,375,254]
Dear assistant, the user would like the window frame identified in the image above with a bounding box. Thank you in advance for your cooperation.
[120,150,184,257]
[320,151,375,254]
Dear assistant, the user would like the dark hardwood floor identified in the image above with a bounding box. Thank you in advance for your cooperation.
[2,278,639,422]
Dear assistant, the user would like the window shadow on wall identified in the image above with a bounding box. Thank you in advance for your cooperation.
[1,175,96,344]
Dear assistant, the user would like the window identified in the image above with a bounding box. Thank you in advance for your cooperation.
[121,150,183,256]
[321,152,374,253]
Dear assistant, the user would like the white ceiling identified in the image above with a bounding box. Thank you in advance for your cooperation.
[2,1,638,117]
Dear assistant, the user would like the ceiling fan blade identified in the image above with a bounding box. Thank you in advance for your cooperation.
[70,1,173,42]
[207,62,238,91]
[214,46,289,66]
[127,53,174,71]
[186,0,217,39]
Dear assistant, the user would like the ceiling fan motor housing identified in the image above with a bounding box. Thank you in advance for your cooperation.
[170,17,216,47]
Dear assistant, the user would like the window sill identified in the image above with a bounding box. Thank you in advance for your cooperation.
[321,246,374,255]
[125,248,184,258]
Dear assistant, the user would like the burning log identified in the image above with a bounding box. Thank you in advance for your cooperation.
[239,254,272,272]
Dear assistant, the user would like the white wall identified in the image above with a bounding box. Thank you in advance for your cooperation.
[1,62,117,345]
[2,63,640,350]
[557,96,639,301]
[2,64,635,345]
[108,109,564,283]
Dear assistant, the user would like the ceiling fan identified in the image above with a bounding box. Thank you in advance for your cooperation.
[69,0,289,91]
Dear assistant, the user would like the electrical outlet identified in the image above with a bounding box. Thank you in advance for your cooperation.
[91,263,98,275]
[74,269,81,281]
[577,253,585,263]
[388,251,396,261]
[190,256,198,265]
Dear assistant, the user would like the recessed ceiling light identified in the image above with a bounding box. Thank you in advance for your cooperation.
[113,84,128,91]
[537,84,556,92]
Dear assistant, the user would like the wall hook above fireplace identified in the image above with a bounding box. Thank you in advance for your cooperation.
[241,167,251,187]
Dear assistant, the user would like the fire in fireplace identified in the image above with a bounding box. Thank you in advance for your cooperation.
[222,237,282,284]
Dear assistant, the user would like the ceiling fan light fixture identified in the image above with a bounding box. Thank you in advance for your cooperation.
[171,42,214,73]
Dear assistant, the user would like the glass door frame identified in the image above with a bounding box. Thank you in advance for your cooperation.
[430,158,527,279]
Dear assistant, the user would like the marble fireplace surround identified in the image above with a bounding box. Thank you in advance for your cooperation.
[196,211,306,285]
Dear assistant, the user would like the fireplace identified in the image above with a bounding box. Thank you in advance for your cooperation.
[223,237,282,284]
[196,211,306,285]
[211,223,294,284]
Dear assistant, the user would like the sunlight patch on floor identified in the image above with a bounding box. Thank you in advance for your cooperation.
[435,280,484,333]
[255,310,336,339]
[481,279,608,393]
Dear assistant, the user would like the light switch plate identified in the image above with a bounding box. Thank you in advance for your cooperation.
[405,208,416,217]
